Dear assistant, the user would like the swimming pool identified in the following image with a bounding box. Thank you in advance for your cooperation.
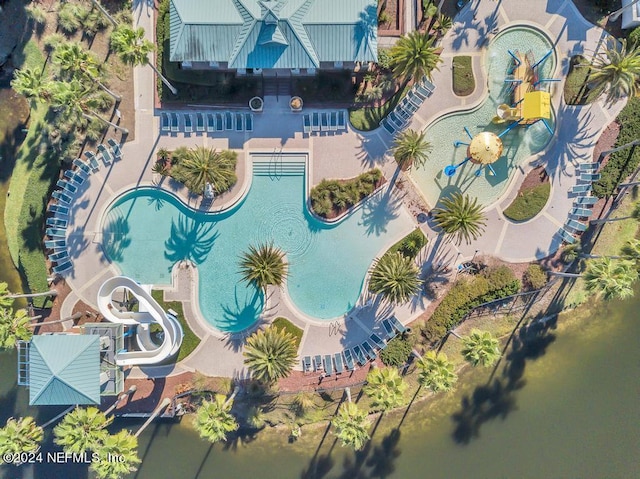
[101,155,414,332]
[410,26,557,207]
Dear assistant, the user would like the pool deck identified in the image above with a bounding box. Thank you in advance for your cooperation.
[59,0,626,379]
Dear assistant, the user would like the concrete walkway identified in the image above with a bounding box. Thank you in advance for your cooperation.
[60,0,625,378]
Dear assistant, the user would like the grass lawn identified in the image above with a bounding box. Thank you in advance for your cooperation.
[452,56,474,96]
[503,183,551,222]
[151,290,201,362]
[272,317,303,349]
[349,86,409,132]
[563,55,603,105]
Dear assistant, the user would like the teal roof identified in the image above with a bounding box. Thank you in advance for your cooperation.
[29,335,100,406]
[170,0,377,68]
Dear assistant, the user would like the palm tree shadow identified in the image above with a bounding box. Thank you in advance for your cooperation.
[101,216,131,262]
[359,189,403,236]
[219,288,264,348]
[164,214,218,265]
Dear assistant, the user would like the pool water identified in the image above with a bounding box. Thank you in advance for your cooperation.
[410,26,557,207]
[102,156,414,332]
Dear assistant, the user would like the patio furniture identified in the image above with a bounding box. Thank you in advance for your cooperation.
[579,162,599,171]
[412,86,429,101]
[52,261,73,274]
[245,113,253,132]
[320,112,329,131]
[337,110,346,130]
[224,112,233,130]
[161,112,170,132]
[570,207,593,218]
[416,83,433,98]
[369,333,386,350]
[361,341,377,361]
[570,184,591,194]
[97,144,113,165]
[84,151,100,172]
[334,353,344,374]
[323,355,333,376]
[64,170,85,186]
[49,204,69,216]
[303,356,312,373]
[216,113,224,131]
[343,350,355,370]
[56,180,77,195]
[580,173,601,182]
[196,113,205,132]
[557,227,576,244]
[52,191,73,205]
[382,119,396,135]
[389,315,407,334]
[574,196,598,206]
[311,112,320,132]
[303,114,311,134]
[314,354,323,372]
[235,113,244,131]
[46,217,68,228]
[46,228,67,238]
[44,239,66,249]
[184,113,193,133]
[352,346,366,365]
[389,111,405,127]
[207,113,215,132]
[49,250,69,262]
[382,318,395,340]
[566,219,587,232]
[170,113,179,132]
[329,111,338,131]
[107,138,122,159]
[73,158,91,176]
[422,77,436,92]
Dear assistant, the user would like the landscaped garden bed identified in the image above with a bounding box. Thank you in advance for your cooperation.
[452,55,475,96]
[503,167,551,222]
[378,0,402,35]
[151,290,200,362]
[309,169,384,218]
[563,55,603,105]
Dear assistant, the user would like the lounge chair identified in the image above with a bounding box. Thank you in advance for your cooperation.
[382,318,395,340]
[56,180,77,195]
[323,355,333,376]
[570,184,591,195]
[352,346,366,365]
[566,219,587,232]
[382,119,396,135]
[311,112,320,132]
[337,110,346,130]
[224,112,233,130]
[361,341,377,361]
[422,77,436,92]
[52,191,73,205]
[389,111,405,127]
[369,333,386,350]
[574,196,598,206]
[320,112,329,131]
[314,354,323,372]
[412,87,429,101]
[303,114,311,134]
[49,250,69,262]
[389,315,407,334]
[580,173,601,182]
[170,113,179,132]
[215,113,224,131]
[303,356,312,373]
[73,158,91,176]
[46,228,66,239]
[183,113,193,133]
[97,144,113,165]
[64,170,85,186]
[334,353,344,374]
[107,138,122,159]
[579,162,599,172]
[52,261,73,274]
[343,350,355,370]
[245,113,253,132]
[570,207,593,218]
[46,217,68,228]
[49,204,69,216]
[329,112,338,131]
[233,113,242,131]
[44,239,66,249]
[416,82,433,98]
[84,151,100,172]
[161,112,170,132]
[196,113,205,132]
[557,227,576,244]
[207,113,215,132]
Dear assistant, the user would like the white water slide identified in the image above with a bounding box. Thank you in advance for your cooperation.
[97,276,184,366]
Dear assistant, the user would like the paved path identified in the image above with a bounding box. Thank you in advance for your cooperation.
[60,0,625,378]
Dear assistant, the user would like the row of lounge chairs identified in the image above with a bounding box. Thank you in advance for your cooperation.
[302,316,408,376]
[382,77,435,134]
[47,176,75,275]
[160,111,253,134]
[302,111,347,134]
[557,161,602,244]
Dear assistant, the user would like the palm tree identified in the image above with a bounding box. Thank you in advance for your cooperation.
[0,308,32,349]
[175,147,237,195]
[589,38,640,103]
[11,68,52,106]
[621,239,640,266]
[0,417,43,462]
[91,430,140,479]
[243,326,298,382]
[368,252,421,305]
[89,0,118,26]
[462,330,501,368]
[53,42,121,102]
[433,192,487,245]
[584,258,638,300]
[0,283,14,308]
[332,402,371,451]
[53,407,112,454]
[392,129,433,171]
[389,31,442,85]
[363,367,408,412]
[417,351,458,393]
[238,243,288,293]
[193,394,239,444]
[110,24,178,95]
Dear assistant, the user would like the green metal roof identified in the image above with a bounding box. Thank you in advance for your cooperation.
[28,335,100,406]
[169,0,377,67]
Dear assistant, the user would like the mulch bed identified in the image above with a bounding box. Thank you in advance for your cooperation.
[378,0,403,36]
[519,165,549,191]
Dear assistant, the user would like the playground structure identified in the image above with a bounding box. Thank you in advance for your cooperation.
[446,48,557,178]
[97,276,184,366]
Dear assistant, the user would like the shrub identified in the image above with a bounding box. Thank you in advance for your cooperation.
[377,48,392,71]
[57,3,82,34]
[629,26,640,47]
[384,229,427,260]
[310,169,383,218]
[272,317,303,349]
[593,97,640,198]
[380,336,413,367]
[523,264,548,290]
[418,266,521,346]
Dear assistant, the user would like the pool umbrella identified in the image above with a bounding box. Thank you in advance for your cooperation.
[467,132,503,166]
